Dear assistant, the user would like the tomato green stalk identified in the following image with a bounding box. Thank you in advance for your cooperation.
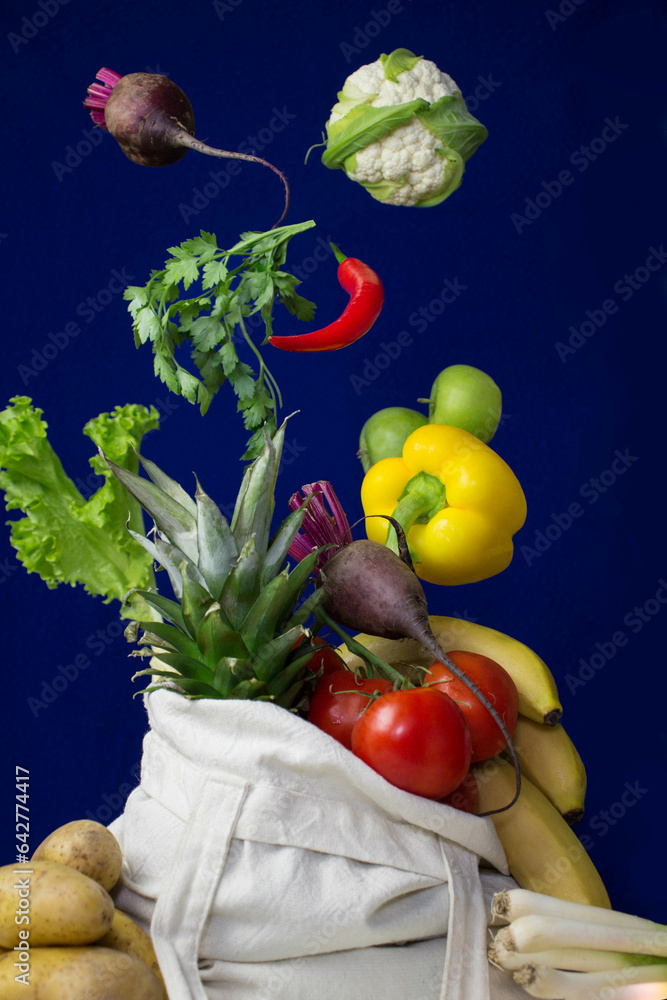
[307,668,393,749]
[269,245,384,351]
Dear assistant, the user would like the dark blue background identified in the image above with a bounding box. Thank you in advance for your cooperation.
[1,0,665,921]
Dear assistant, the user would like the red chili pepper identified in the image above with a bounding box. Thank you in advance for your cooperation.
[268,244,384,352]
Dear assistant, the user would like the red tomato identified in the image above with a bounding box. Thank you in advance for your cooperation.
[350,687,472,800]
[440,772,479,814]
[295,636,345,677]
[425,650,519,763]
[307,670,393,749]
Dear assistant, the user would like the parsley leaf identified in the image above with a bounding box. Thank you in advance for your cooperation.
[124,221,317,460]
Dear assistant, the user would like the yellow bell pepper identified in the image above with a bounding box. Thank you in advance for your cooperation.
[361,423,527,586]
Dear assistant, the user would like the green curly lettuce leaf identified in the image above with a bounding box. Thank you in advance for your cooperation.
[0,397,159,609]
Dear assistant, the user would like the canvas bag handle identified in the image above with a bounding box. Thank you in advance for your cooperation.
[147,771,491,1000]
[438,840,491,1000]
[149,775,248,998]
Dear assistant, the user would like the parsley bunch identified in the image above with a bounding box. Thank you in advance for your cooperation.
[124,220,317,459]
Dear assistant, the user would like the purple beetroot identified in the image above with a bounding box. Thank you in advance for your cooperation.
[84,67,290,226]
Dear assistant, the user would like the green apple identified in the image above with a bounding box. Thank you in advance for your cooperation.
[358,407,427,472]
[427,365,502,443]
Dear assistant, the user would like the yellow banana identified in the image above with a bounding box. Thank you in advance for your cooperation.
[510,717,587,825]
[337,614,562,726]
[474,758,610,908]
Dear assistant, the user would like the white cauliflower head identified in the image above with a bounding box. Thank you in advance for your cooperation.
[322,49,487,207]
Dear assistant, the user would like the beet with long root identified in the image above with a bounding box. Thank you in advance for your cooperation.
[318,538,522,815]
[84,68,290,227]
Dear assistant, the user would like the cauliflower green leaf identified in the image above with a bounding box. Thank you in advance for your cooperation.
[416,93,488,162]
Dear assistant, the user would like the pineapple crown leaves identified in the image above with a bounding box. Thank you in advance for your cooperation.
[103,421,326,703]
[101,420,286,596]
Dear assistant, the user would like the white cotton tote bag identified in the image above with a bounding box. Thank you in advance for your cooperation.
[110,688,526,1000]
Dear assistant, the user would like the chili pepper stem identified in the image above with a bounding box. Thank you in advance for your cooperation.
[330,242,347,264]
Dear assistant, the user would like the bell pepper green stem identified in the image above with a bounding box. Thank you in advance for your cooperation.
[386,471,446,557]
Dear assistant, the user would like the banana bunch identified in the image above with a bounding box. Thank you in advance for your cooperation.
[338,615,608,909]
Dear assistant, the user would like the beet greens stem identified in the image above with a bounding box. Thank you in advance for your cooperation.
[175,129,290,228]
[315,609,407,687]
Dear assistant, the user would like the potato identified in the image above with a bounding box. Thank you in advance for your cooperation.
[32,819,123,892]
[97,909,168,999]
[0,946,164,999]
[0,861,114,948]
